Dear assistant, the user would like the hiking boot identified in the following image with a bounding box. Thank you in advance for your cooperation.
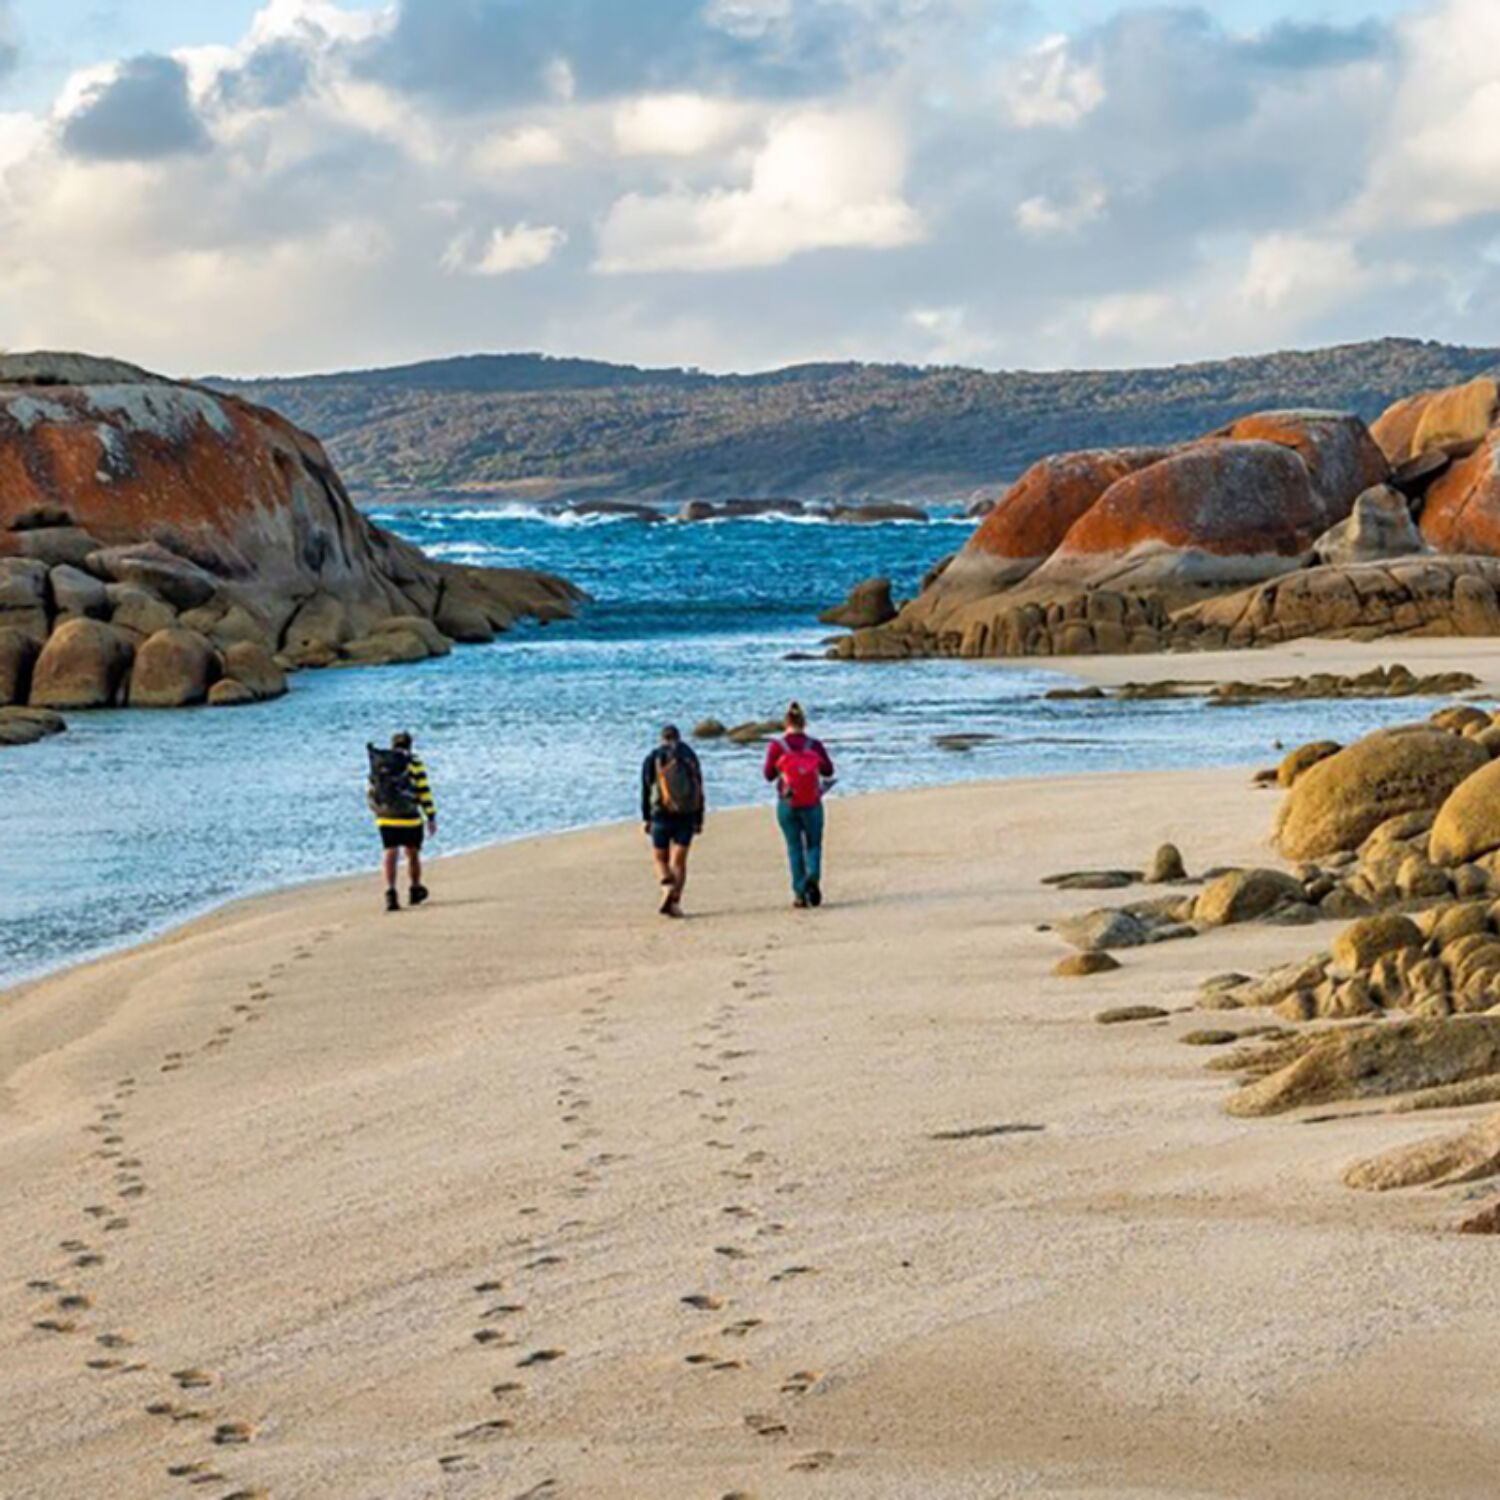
[385,889,400,914]
[410,883,430,907]
[806,878,822,908]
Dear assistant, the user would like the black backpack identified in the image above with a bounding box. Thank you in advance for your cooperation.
[655,745,703,817]
[368,745,420,819]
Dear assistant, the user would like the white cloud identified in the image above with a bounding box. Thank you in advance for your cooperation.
[442,223,567,277]
[595,108,922,273]
[1001,35,1105,129]
[1016,184,1107,237]
[0,0,1491,376]
[471,125,569,175]
[1347,0,1500,229]
[612,93,752,158]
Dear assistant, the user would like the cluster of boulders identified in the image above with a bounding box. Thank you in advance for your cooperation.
[833,376,1500,660]
[0,354,582,742]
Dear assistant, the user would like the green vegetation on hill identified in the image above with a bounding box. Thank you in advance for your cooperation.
[211,340,1500,502]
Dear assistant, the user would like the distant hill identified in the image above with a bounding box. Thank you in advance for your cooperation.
[209,340,1500,503]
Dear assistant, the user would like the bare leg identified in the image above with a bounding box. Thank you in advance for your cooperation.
[669,844,690,906]
[406,846,423,888]
[382,847,399,893]
[653,847,673,887]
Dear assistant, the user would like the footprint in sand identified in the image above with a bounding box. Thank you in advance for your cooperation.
[438,1454,478,1473]
[56,1293,92,1312]
[172,1369,215,1390]
[769,1266,818,1284]
[97,1332,132,1349]
[516,1349,565,1368]
[474,1280,505,1294]
[167,1461,221,1479]
[714,1246,750,1261]
[456,1419,514,1442]
[482,1304,526,1319]
[473,1329,518,1348]
[146,1401,204,1421]
[744,1413,789,1438]
[490,1381,526,1399]
[512,1481,559,1500]
[33,1319,77,1334]
[722,1319,763,1339]
[212,1421,255,1446]
[789,1451,837,1472]
[780,1371,823,1396]
[682,1294,725,1312]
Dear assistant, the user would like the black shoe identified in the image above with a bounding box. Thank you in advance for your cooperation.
[410,884,430,907]
[385,889,400,913]
[806,878,822,908]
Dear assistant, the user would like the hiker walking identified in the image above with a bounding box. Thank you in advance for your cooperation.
[642,724,705,918]
[764,702,835,909]
[368,731,437,913]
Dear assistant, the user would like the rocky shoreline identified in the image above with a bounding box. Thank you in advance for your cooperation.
[833,376,1500,662]
[1046,697,1500,1230]
[0,354,583,745]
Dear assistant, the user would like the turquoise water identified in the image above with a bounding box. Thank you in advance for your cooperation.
[1,504,1457,984]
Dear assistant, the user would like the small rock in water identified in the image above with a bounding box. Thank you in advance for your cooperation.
[935,733,997,753]
[694,719,727,739]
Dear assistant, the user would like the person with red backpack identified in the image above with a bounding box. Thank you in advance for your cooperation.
[642,724,706,918]
[763,702,835,909]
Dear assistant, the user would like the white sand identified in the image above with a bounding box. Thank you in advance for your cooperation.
[1022,633,1500,694]
[6,765,1500,1499]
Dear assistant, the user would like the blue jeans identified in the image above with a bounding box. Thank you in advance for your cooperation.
[776,800,825,897]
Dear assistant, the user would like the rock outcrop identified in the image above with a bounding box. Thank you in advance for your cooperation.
[1275,728,1489,860]
[0,353,583,735]
[829,380,1500,660]
[819,578,897,629]
[950,448,1174,592]
[1313,485,1425,567]
[1026,440,1330,592]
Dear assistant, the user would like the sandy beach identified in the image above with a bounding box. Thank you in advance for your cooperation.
[8,739,1500,1500]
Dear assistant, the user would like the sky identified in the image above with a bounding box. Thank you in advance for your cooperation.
[0,0,1494,378]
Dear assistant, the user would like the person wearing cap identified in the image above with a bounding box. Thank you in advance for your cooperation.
[640,724,705,918]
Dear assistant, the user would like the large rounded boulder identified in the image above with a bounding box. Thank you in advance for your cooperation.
[1030,441,1327,592]
[1420,432,1500,555]
[1431,759,1500,866]
[1312,485,1425,567]
[949,447,1174,591]
[1373,377,1499,467]
[1276,728,1490,859]
[1212,411,1389,524]
[0,627,38,705]
[30,617,135,708]
[222,641,287,701]
[820,577,897,629]
[128,628,222,708]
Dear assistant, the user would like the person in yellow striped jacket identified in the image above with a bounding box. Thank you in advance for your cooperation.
[368,731,437,913]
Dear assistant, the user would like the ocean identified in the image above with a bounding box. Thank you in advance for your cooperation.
[1,503,1454,984]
